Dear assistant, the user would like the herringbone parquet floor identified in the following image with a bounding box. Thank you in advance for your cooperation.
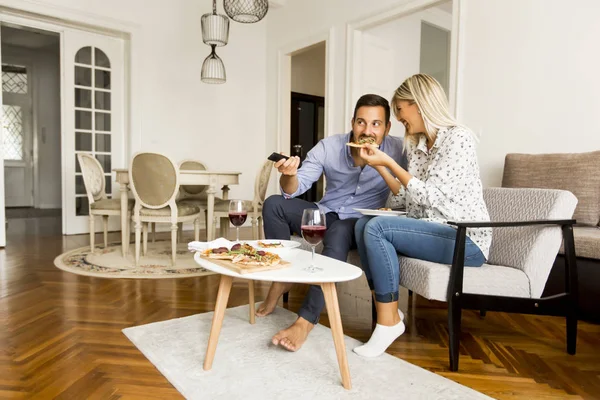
[1,217,599,399]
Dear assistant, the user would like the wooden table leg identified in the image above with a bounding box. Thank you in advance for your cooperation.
[220,217,230,240]
[206,182,216,241]
[248,280,255,324]
[220,185,230,239]
[221,185,230,200]
[321,282,352,390]
[120,183,129,257]
[204,275,233,370]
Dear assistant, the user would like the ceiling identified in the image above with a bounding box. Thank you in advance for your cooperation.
[268,0,288,8]
[1,25,59,50]
[436,1,453,14]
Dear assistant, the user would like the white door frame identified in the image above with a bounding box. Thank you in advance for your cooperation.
[0,2,142,242]
[344,0,465,127]
[276,27,335,161]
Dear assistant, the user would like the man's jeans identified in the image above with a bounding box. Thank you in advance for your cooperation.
[355,216,486,303]
[262,195,357,323]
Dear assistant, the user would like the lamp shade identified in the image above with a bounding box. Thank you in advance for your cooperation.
[201,0,229,46]
[201,13,229,46]
[223,0,268,23]
[201,45,226,84]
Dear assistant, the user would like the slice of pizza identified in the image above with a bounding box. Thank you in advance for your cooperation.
[346,136,379,148]
[232,250,281,267]
[228,243,257,256]
[257,241,284,248]
[201,246,235,260]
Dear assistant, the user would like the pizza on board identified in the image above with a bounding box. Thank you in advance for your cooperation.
[201,243,281,267]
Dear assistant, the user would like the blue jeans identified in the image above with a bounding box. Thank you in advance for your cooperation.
[263,195,358,324]
[355,216,486,303]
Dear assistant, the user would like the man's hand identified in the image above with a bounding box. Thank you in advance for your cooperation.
[275,155,301,176]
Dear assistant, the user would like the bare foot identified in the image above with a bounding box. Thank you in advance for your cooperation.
[256,282,293,317]
[271,317,314,352]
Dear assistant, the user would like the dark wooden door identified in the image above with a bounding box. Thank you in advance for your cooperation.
[290,92,324,203]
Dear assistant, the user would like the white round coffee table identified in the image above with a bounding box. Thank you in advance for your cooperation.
[194,249,363,390]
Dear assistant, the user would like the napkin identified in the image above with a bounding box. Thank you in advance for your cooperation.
[188,238,235,253]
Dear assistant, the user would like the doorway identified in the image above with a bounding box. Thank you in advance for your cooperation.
[345,0,458,129]
[2,25,61,235]
[0,11,129,245]
[290,41,326,202]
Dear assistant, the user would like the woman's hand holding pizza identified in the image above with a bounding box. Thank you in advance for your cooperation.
[359,145,392,167]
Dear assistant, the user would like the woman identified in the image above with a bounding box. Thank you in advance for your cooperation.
[353,74,492,358]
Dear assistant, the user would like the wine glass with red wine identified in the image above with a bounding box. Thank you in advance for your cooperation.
[228,200,248,242]
[301,208,327,273]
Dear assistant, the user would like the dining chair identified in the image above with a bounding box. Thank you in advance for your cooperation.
[77,153,134,253]
[129,152,202,266]
[210,160,272,240]
[175,160,226,241]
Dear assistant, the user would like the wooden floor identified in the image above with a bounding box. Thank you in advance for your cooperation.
[1,216,599,399]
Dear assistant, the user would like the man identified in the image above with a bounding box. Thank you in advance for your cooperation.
[258,94,406,351]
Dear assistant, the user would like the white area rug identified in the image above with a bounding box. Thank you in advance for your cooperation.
[123,305,492,399]
[54,241,214,279]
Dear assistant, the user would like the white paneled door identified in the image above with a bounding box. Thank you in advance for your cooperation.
[63,29,125,235]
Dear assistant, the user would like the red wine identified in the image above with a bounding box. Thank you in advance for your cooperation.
[229,212,247,227]
[301,225,326,245]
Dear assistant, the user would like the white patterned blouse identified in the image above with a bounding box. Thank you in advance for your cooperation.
[385,126,492,259]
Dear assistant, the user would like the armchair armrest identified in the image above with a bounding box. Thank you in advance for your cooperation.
[447,219,576,228]
[446,218,578,304]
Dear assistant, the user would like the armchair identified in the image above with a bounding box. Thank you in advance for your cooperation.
[396,188,579,371]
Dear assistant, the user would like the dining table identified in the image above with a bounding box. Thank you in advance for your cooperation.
[113,169,242,257]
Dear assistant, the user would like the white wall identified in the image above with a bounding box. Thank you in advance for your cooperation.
[291,43,326,97]
[1,0,268,205]
[460,0,600,187]
[420,22,450,93]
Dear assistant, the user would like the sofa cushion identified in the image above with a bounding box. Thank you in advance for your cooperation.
[399,257,531,302]
[502,151,600,226]
[559,226,600,260]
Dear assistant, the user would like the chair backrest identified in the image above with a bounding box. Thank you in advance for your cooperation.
[179,160,208,197]
[253,160,273,208]
[77,153,106,205]
[484,187,578,298]
[129,152,179,209]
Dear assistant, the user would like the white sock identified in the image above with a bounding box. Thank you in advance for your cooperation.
[354,310,405,358]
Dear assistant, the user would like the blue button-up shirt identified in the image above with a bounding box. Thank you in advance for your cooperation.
[282,132,406,219]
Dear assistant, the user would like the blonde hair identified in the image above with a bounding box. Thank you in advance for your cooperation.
[391,74,468,149]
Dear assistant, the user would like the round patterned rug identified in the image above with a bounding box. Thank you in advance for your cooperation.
[54,241,215,279]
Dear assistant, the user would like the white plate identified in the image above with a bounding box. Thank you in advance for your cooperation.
[353,208,407,217]
[244,239,301,255]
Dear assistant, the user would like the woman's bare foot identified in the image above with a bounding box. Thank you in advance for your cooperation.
[256,282,294,317]
[271,317,314,351]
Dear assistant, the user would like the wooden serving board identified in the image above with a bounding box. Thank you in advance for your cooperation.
[199,256,291,275]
